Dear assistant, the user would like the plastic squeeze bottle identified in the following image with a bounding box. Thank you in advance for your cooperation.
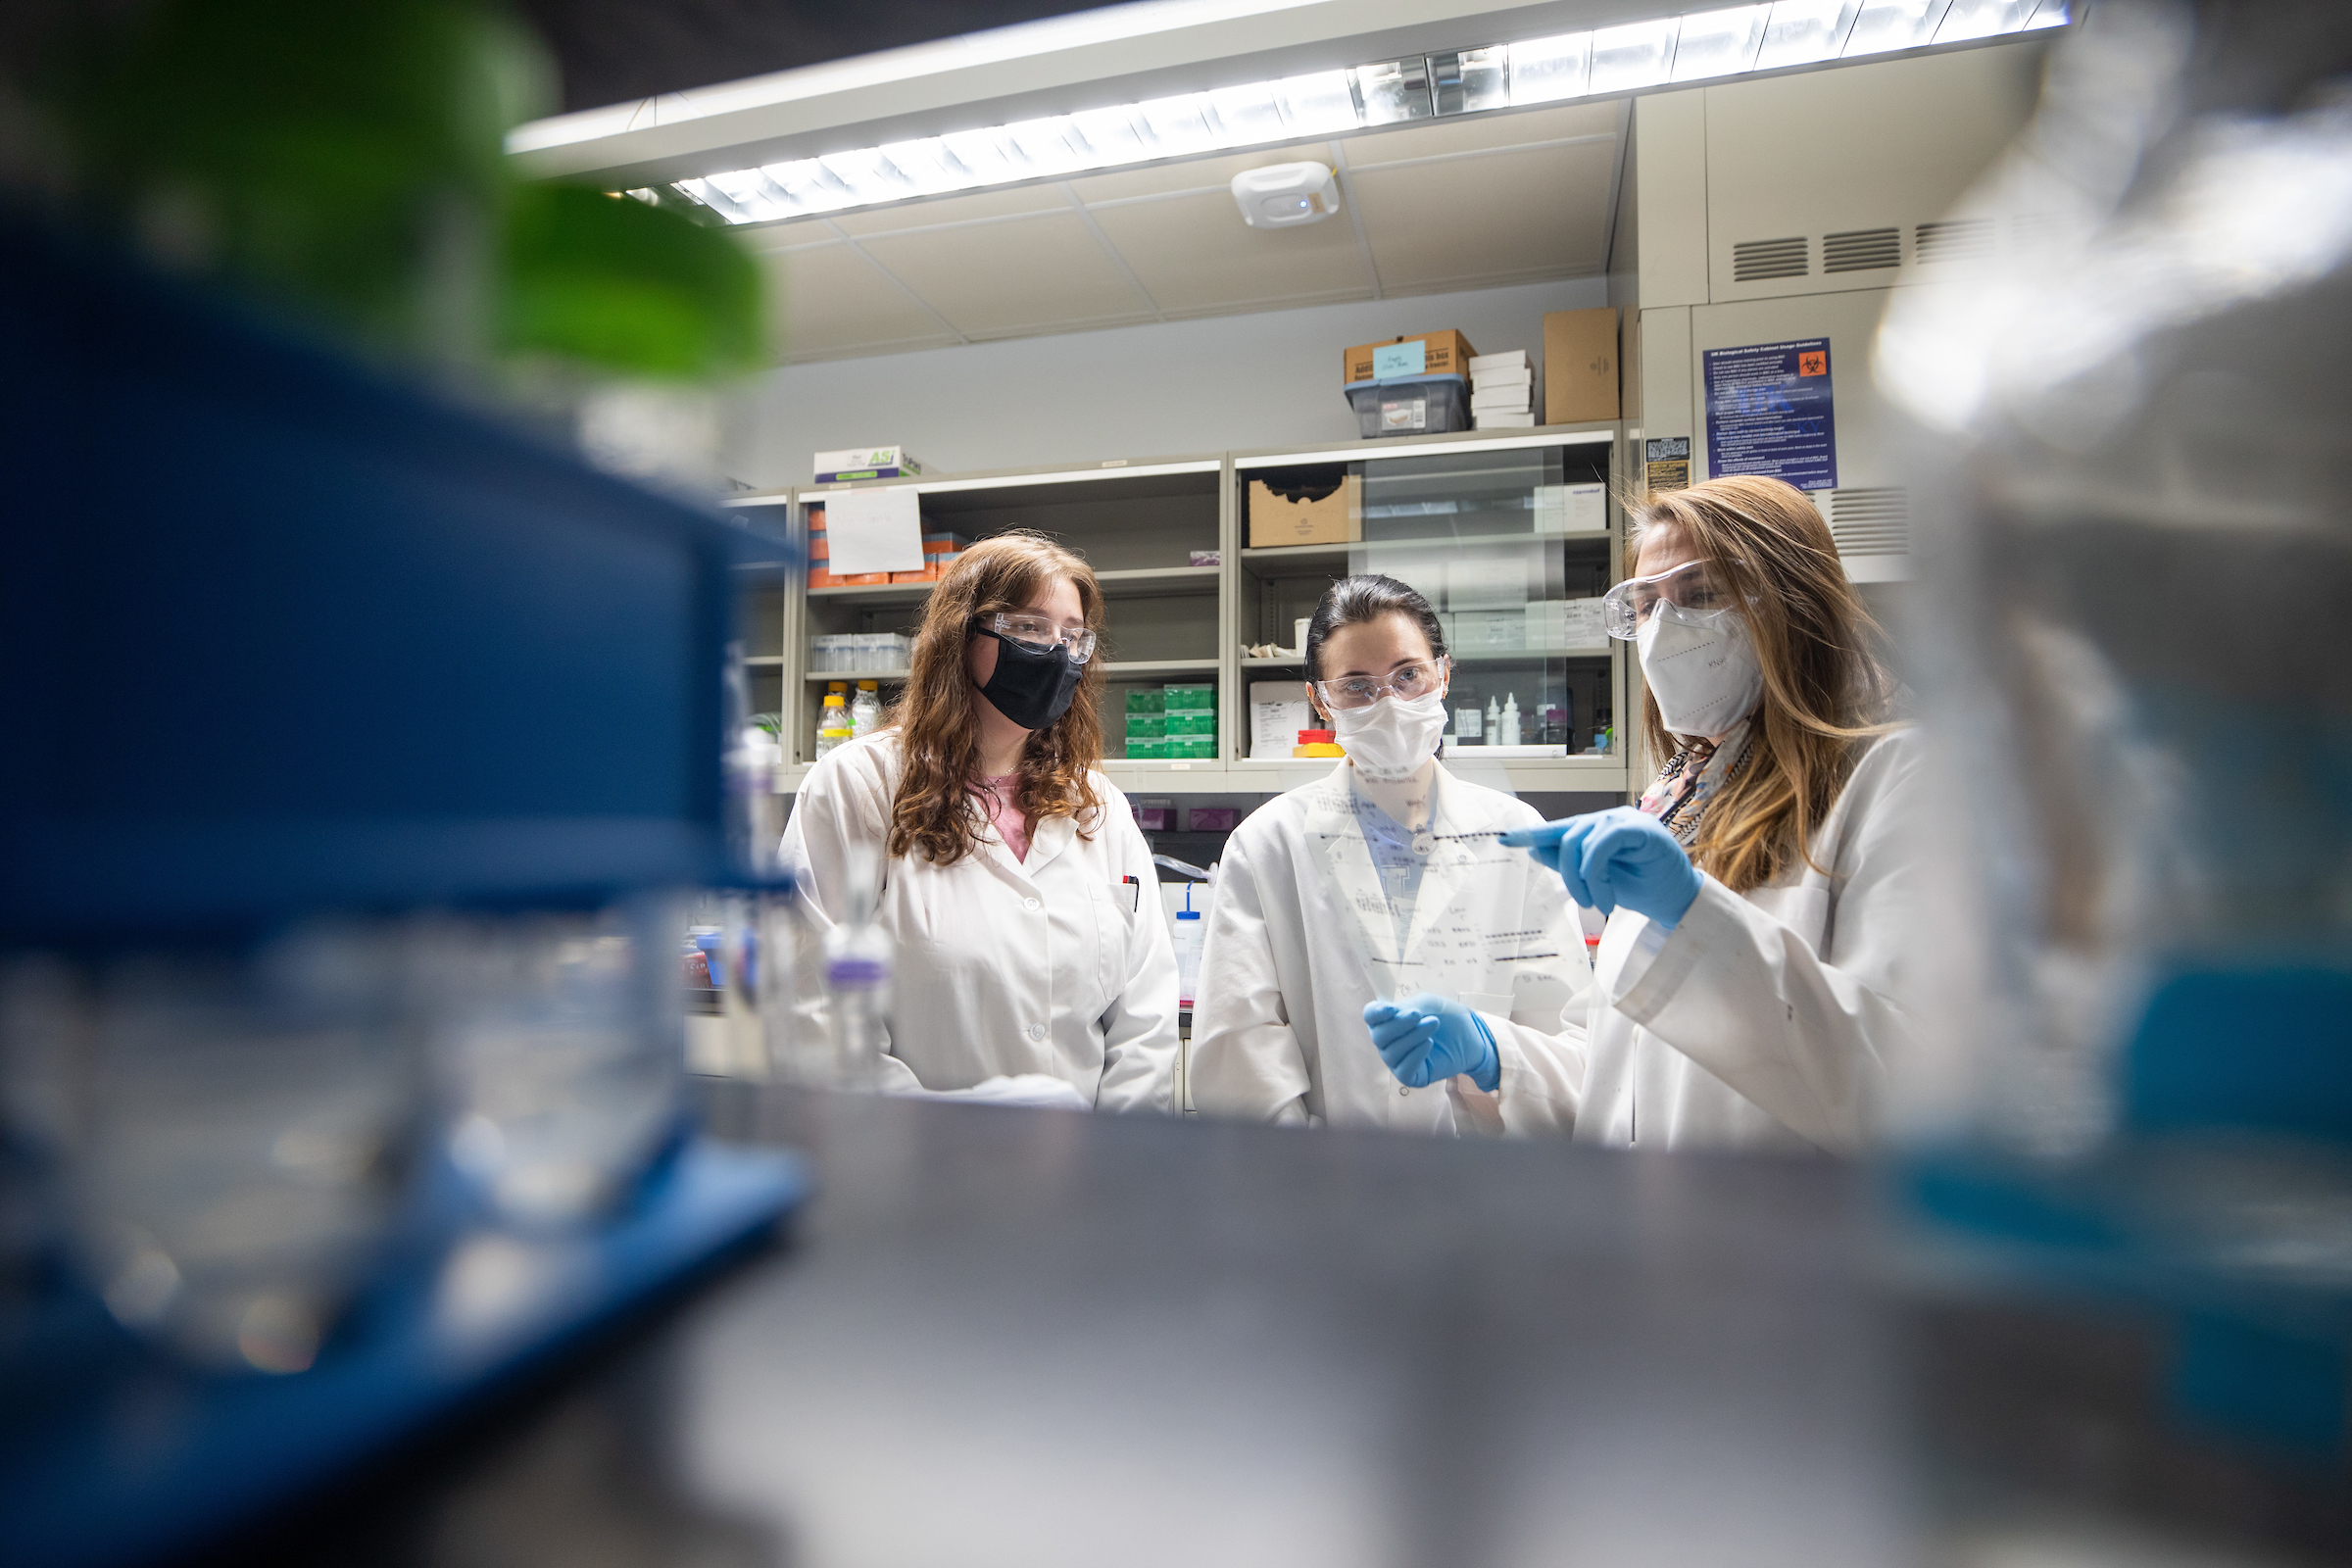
[1500,693,1521,746]
[850,680,882,738]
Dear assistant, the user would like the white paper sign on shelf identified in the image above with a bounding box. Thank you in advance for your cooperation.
[822,487,924,575]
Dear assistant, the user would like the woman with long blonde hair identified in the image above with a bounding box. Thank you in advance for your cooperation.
[781,531,1178,1107]
[1370,474,1919,1152]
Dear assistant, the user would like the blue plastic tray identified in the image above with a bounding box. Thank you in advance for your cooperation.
[0,1137,809,1568]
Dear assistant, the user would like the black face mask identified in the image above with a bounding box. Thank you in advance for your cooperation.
[975,629,1083,732]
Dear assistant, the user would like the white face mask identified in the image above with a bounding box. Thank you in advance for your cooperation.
[1637,609,1764,737]
[1327,690,1450,782]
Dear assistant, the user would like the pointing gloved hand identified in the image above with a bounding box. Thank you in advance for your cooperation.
[1364,993,1499,1093]
[1499,806,1704,928]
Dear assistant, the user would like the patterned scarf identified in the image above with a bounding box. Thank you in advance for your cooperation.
[1638,718,1754,849]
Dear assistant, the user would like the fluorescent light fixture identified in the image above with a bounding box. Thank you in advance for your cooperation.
[1756,0,1862,69]
[1844,0,1953,57]
[646,0,2071,225]
[1590,19,1681,94]
[1671,4,1771,80]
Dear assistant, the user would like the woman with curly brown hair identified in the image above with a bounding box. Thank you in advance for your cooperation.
[780,531,1178,1108]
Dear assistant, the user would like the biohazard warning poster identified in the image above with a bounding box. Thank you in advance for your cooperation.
[1702,337,1837,492]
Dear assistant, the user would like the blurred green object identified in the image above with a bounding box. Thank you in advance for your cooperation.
[503,185,762,378]
[26,0,765,379]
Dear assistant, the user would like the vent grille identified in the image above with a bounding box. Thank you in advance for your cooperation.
[1823,226,1901,272]
[1915,218,1995,264]
[1732,236,1809,281]
[2007,211,2061,250]
[1827,488,1910,557]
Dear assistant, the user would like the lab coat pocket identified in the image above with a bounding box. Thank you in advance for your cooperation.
[1083,881,1126,1017]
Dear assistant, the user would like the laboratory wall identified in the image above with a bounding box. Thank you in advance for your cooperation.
[721,274,1611,486]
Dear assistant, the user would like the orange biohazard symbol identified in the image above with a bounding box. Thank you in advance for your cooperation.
[1797,350,1828,376]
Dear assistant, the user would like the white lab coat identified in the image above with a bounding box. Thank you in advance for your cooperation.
[1495,727,1929,1153]
[1189,760,1593,1134]
[779,731,1179,1110]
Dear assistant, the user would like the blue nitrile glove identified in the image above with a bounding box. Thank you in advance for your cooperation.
[1364,993,1499,1092]
[1499,806,1704,928]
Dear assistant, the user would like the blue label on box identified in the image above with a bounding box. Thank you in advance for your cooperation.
[1372,341,1428,379]
[1702,338,1837,491]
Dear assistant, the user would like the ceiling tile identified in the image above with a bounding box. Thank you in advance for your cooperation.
[829,182,1071,236]
[856,212,1155,335]
[762,243,951,361]
[1087,190,1371,312]
[1351,139,1615,289]
[736,217,838,255]
[1067,143,1336,206]
[1341,101,1620,168]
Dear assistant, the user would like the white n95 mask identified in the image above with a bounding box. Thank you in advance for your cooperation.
[1637,610,1764,737]
[1329,691,1449,781]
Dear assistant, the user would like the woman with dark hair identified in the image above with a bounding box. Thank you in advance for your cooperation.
[1188,573,1593,1133]
[780,531,1178,1107]
[1471,474,1920,1152]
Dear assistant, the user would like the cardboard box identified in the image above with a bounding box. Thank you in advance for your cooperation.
[1467,349,1528,373]
[1475,412,1537,429]
[1248,472,1361,548]
[813,446,922,483]
[1343,329,1476,384]
[1543,309,1620,424]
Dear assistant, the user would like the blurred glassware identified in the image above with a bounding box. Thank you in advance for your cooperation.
[756,883,830,1086]
[821,850,894,1092]
[423,905,685,1228]
[1878,0,2352,1153]
[11,924,424,1372]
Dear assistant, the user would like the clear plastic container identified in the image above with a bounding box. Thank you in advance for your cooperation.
[813,694,852,759]
[849,681,882,738]
[1345,374,1469,438]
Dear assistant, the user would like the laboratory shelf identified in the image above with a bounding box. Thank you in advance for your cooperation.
[1095,565,1219,594]
[1239,529,1609,574]
[806,565,1214,604]
[1242,647,1610,668]
[744,655,786,666]
[1102,658,1218,677]
[808,581,936,603]
[731,424,1636,799]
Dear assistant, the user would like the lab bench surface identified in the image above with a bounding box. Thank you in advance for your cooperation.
[202,1085,2340,1568]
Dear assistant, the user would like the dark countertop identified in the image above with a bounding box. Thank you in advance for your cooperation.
[212,1083,2329,1568]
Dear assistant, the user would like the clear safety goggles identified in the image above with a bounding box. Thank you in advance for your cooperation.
[1311,658,1448,711]
[979,611,1098,664]
[1600,559,1741,640]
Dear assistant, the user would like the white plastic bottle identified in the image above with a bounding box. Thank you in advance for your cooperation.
[1486,696,1501,746]
[849,680,882,739]
[1499,693,1521,747]
[1170,885,1206,1009]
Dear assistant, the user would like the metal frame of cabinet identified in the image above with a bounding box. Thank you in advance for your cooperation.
[722,421,1635,802]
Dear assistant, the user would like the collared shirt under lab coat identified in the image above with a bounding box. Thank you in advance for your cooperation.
[1188,760,1593,1134]
[1494,727,1929,1154]
[779,731,1179,1110]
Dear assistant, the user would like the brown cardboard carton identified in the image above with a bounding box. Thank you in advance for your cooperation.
[1249,473,1362,547]
[1543,309,1620,423]
[1343,330,1476,384]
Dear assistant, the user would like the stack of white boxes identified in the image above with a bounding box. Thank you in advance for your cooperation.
[1469,350,1537,430]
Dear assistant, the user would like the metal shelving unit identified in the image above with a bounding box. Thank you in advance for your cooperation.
[721,423,1635,800]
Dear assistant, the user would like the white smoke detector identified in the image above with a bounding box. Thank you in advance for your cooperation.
[1231,163,1341,228]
